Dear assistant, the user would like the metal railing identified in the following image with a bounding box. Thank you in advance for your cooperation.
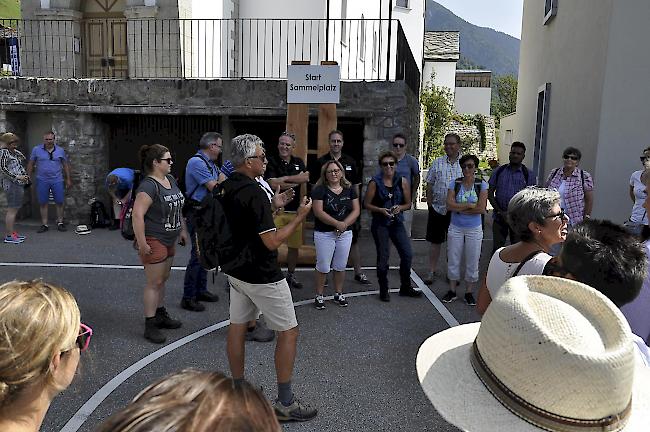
[0,18,419,93]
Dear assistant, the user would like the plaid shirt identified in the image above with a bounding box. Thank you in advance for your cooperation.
[488,164,537,215]
[426,154,462,214]
[545,167,594,226]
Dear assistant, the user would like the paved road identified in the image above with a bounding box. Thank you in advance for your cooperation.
[0,210,492,431]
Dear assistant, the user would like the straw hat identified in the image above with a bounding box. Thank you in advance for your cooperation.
[417,275,650,431]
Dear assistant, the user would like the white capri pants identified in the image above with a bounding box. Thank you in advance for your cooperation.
[314,230,353,274]
[447,223,483,283]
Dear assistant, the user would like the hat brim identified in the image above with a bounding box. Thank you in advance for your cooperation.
[417,323,650,431]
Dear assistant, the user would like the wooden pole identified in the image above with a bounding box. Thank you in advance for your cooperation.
[317,61,339,158]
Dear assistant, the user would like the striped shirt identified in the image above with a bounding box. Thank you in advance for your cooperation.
[0,148,27,184]
[426,154,462,214]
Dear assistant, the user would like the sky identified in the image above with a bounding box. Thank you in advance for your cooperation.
[432,0,524,39]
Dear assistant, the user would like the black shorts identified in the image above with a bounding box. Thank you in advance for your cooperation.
[426,208,451,244]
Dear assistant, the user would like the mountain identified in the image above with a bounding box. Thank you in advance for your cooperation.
[0,0,20,19]
[425,1,520,77]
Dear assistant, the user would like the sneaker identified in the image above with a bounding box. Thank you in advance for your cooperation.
[196,290,219,302]
[57,222,67,232]
[464,292,476,306]
[245,320,275,342]
[154,307,182,329]
[354,273,372,285]
[273,397,318,422]
[37,224,48,233]
[180,298,206,312]
[399,288,422,298]
[441,290,458,303]
[333,293,349,307]
[3,234,24,244]
[314,295,326,310]
[286,272,303,289]
[12,232,25,241]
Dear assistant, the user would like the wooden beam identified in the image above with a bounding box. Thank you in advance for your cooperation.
[317,61,339,158]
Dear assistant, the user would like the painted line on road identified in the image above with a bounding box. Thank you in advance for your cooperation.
[410,269,460,327]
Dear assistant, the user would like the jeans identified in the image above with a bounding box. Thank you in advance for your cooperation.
[183,215,207,299]
[447,224,483,283]
[371,219,413,293]
[492,215,519,254]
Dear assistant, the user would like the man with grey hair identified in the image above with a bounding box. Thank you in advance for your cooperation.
[181,132,226,312]
[221,134,317,422]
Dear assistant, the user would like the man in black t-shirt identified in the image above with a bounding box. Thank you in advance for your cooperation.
[309,129,371,285]
[222,134,316,422]
[265,131,310,289]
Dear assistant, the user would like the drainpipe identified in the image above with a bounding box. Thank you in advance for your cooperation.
[386,0,393,81]
[325,0,330,61]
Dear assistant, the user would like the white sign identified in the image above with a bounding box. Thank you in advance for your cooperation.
[287,65,340,104]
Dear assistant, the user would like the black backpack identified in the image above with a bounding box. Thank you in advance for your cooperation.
[453,177,483,198]
[192,182,254,272]
[90,201,110,228]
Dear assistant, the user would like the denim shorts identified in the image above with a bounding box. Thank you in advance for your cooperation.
[3,181,24,208]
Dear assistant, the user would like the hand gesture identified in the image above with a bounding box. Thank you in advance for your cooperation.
[297,196,312,217]
[272,186,295,210]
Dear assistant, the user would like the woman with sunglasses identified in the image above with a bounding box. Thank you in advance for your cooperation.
[364,151,421,301]
[311,160,360,309]
[0,280,92,432]
[476,187,569,314]
[545,147,594,226]
[0,133,30,244]
[625,147,650,237]
[133,144,188,344]
[441,154,487,306]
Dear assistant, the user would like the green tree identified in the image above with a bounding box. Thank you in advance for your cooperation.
[491,74,518,120]
[421,75,454,168]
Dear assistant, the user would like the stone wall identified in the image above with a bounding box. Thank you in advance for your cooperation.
[0,77,419,224]
[446,115,497,161]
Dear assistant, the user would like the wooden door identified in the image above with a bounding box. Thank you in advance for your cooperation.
[84,19,128,78]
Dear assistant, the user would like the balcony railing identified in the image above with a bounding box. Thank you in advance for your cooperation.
[0,18,419,94]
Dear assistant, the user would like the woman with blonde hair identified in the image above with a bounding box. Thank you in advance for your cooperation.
[97,370,281,432]
[0,280,92,432]
[311,159,360,309]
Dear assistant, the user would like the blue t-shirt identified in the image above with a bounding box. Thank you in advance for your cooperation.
[30,144,68,182]
[449,179,488,228]
[106,168,135,191]
[184,151,219,202]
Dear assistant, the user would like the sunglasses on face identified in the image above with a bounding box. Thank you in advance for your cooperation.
[247,154,267,162]
[63,323,92,353]
[462,164,475,169]
[381,161,396,167]
[393,143,406,148]
[563,155,579,161]
[159,158,173,164]
[545,209,568,221]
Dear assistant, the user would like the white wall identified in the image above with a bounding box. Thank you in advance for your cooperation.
[454,87,491,115]
[393,0,424,73]
[422,60,455,92]
[498,113,517,165]
[593,0,650,223]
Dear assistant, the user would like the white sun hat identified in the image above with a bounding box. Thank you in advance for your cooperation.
[417,275,650,432]
[75,224,91,235]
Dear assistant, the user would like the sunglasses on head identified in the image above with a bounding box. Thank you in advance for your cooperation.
[280,131,295,140]
[563,155,579,161]
[381,161,395,167]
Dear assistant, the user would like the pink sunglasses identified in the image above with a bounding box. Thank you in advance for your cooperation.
[76,323,93,352]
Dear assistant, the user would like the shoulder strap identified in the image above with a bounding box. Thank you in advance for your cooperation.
[474,178,482,197]
[512,250,543,277]
[453,177,463,195]
[493,165,506,184]
[522,165,529,184]
[580,168,585,191]
[186,155,214,200]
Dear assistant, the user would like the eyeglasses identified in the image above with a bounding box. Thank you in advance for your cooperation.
[641,156,650,162]
[159,158,173,164]
[380,161,396,167]
[545,209,568,221]
[280,131,296,140]
[462,164,475,169]
[247,154,267,162]
[326,168,341,175]
[393,143,406,148]
[563,155,579,161]
[63,323,93,353]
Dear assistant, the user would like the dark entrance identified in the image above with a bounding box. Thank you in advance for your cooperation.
[105,114,222,179]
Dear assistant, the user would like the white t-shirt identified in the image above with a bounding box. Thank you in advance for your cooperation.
[629,170,648,224]
[633,333,650,367]
[486,247,553,298]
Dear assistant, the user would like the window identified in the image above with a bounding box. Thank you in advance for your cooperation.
[544,0,557,25]
[396,0,409,8]
[359,14,366,61]
[372,31,378,71]
[533,83,551,180]
[341,0,347,44]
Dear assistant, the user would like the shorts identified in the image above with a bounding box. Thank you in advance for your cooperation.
[273,212,303,249]
[314,230,353,273]
[426,208,451,244]
[138,237,176,265]
[4,181,24,208]
[227,275,298,332]
[36,180,64,205]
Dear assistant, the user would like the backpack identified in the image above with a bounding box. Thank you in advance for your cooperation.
[548,167,585,191]
[90,201,110,228]
[120,170,143,241]
[192,181,255,271]
[453,177,483,198]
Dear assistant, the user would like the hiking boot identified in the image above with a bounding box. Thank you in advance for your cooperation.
[314,295,326,310]
[379,290,390,302]
[3,233,24,244]
[37,224,48,233]
[180,298,206,312]
[273,397,318,422]
[144,319,166,344]
[399,288,422,298]
[354,273,372,285]
[286,272,303,289]
[333,293,349,307]
[245,320,275,342]
[464,292,476,306]
[154,307,182,329]
[442,290,458,303]
[196,290,219,302]
[57,222,67,232]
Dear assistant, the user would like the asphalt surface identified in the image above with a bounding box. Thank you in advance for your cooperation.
[0,210,492,432]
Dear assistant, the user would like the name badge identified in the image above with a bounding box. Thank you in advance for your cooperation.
[345,165,352,171]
